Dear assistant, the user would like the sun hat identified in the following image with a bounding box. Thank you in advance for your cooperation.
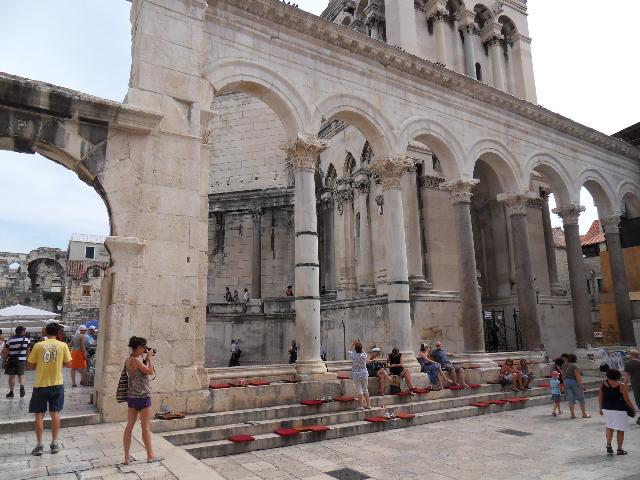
[371,347,381,352]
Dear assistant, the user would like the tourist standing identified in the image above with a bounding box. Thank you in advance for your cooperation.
[0,329,5,370]
[550,370,562,416]
[564,353,590,419]
[599,368,635,455]
[69,325,88,387]
[228,339,241,367]
[288,340,297,364]
[624,350,640,425]
[243,288,250,303]
[27,323,72,456]
[4,325,30,398]
[285,286,294,297]
[224,287,233,303]
[123,336,161,464]
[232,289,239,302]
[348,340,371,409]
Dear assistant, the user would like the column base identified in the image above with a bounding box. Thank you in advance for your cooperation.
[550,283,567,296]
[358,285,377,296]
[409,275,432,291]
[321,290,337,300]
[400,352,421,373]
[247,299,263,313]
[295,359,330,377]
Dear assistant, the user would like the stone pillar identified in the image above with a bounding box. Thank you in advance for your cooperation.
[511,34,537,103]
[401,163,429,290]
[286,134,328,376]
[482,25,505,91]
[459,14,477,78]
[250,208,262,299]
[540,188,564,295]
[601,215,636,345]
[321,189,336,296]
[369,156,418,369]
[553,205,592,347]
[427,2,448,65]
[441,179,485,352]
[335,178,357,298]
[353,169,376,295]
[384,0,419,55]
[286,207,295,289]
[498,193,542,350]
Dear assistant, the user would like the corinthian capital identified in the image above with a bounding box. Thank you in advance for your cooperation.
[440,178,479,204]
[426,0,448,21]
[497,192,536,216]
[600,215,622,235]
[353,168,371,195]
[285,133,327,172]
[481,23,503,44]
[552,204,585,226]
[369,155,412,190]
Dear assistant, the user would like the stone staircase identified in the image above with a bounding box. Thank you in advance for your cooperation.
[152,376,601,460]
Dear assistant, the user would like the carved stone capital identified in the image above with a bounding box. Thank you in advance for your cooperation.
[527,197,545,209]
[497,192,536,216]
[457,9,477,32]
[600,215,622,235]
[285,133,327,172]
[552,204,585,226]
[375,194,384,214]
[440,178,479,204]
[426,0,448,21]
[353,174,371,195]
[250,208,263,223]
[320,189,334,211]
[418,175,446,189]
[481,23,503,43]
[369,155,412,190]
[539,186,552,201]
[335,178,354,215]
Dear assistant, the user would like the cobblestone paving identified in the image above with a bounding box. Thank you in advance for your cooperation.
[204,397,640,480]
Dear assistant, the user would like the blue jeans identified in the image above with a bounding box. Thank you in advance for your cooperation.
[564,379,584,405]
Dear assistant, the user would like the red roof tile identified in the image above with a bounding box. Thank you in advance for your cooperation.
[552,227,566,248]
[580,220,605,247]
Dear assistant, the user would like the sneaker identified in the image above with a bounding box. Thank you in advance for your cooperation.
[50,442,61,454]
[19,385,25,398]
[606,444,613,455]
[31,445,44,456]
[6,391,13,398]
[635,417,640,425]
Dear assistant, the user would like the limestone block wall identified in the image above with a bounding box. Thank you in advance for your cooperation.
[209,93,288,194]
[63,276,103,327]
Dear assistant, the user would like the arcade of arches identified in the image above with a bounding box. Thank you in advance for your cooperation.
[1,0,639,419]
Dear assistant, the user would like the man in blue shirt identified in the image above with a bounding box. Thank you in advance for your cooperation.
[430,341,469,387]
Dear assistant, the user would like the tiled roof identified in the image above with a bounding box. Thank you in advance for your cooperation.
[580,220,605,247]
[552,227,566,248]
[66,260,109,280]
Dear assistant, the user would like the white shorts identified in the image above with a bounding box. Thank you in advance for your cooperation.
[603,409,629,432]
[353,377,369,396]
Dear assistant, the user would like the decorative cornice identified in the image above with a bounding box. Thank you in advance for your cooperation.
[417,174,445,189]
[552,204,585,226]
[600,215,622,234]
[285,133,327,171]
[440,178,479,204]
[369,155,412,190]
[210,1,640,163]
[335,177,354,214]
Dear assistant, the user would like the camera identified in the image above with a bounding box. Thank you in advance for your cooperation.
[145,347,157,355]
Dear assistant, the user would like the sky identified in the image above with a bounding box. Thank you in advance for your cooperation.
[1,0,638,253]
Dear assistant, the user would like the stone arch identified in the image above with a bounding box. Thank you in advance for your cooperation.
[466,138,521,192]
[617,181,640,218]
[525,152,574,206]
[344,152,356,176]
[313,93,394,158]
[498,15,518,40]
[203,59,310,142]
[473,3,495,29]
[397,116,464,180]
[576,169,617,217]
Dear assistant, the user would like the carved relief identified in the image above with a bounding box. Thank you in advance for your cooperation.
[417,175,445,189]
[552,204,585,226]
[320,189,334,211]
[250,208,263,223]
[497,192,536,216]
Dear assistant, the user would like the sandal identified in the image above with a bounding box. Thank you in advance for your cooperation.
[606,445,613,455]
[582,414,591,419]
[552,412,557,417]
[617,449,627,456]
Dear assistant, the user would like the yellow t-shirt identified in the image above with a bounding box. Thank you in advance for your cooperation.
[27,338,71,388]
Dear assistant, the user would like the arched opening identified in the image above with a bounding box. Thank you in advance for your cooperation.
[475,62,483,81]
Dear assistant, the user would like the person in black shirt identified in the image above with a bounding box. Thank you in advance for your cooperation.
[388,347,416,392]
[288,340,297,364]
[224,287,233,303]
[599,368,635,455]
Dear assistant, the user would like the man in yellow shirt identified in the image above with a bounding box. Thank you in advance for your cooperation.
[27,323,72,456]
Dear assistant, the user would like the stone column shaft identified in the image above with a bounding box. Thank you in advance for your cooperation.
[250,209,262,299]
[401,165,428,289]
[353,170,375,295]
[498,193,541,350]
[461,26,477,78]
[433,16,448,65]
[321,190,336,294]
[553,205,592,347]
[601,216,636,345]
[335,178,357,298]
[540,188,563,294]
[287,135,328,376]
[488,37,505,90]
[442,179,485,352]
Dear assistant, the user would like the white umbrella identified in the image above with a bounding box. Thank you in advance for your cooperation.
[0,304,60,330]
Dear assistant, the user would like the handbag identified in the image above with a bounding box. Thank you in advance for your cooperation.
[115,362,128,403]
[627,405,635,418]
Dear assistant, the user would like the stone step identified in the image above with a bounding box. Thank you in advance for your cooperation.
[0,412,102,434]
[182,386,600,459]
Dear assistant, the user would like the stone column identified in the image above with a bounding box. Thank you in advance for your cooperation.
[286,207,295,289]
[286,134,328,376]
[498,193,542,350]
[250,208,262,299]
[553,205,592,347]
[482,24,505,91]
[321,189,336,296]
[441,179,485,352]
[401,163,429,290]
[601,215,636,345]
[427,3,448,65]
[370,156,418,369]
[353,169,376,295]
[459,13,477,78]
[540,188,564,295]
[384,0,419,55]
[335,178,357,298]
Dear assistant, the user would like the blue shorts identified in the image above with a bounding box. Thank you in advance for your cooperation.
[29,386,64,413]
[551,393,561,402]
[127,397,152,411]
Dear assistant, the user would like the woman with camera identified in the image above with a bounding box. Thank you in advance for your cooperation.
[122,336,161,464]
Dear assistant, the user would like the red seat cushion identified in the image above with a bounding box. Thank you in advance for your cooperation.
[228,380,247,387]
[467,384,482,389]
[300,399,324,406]
[337,372,351,379]
[471,402,491,408]
[446,385,465,390]
[333,396,356,402]
[209,383,232,389]
[274,428,299,437]
[539,383,551,388]
[228,434,254,443]
[465,364,483,369]
[491,399,508,405]
[413,388,430,394]
[248,379,270,386]
[306,425,330,432]
[395,412,415,419]
[394,391,412,397]
[365,416,387,423]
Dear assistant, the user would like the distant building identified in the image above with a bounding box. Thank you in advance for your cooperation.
[613,122,640,148]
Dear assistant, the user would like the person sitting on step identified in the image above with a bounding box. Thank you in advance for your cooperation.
[430,341,469,388]
[367,346,397,395]
[517,358,534,389]
[388,347,416,394]
[500,358,525,392]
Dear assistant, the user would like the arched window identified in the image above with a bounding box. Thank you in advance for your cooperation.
[325,163,337,188]
[344,152,356,176]
[341,16,351,27]
[475,62,482,81]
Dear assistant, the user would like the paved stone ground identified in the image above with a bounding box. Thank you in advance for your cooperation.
[0,370,95,423]
[203,397,640,480]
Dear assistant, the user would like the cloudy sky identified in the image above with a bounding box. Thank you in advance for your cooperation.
[1,0,637,253]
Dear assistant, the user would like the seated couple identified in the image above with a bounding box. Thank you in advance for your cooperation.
[418,341,469,389]
[366,346,416,395]
[499,358,534,391]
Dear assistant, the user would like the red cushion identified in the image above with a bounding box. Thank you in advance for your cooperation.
[228,380,247,387]
[394,391,412,397]
[248,379,270,386]
[413,388,430,394]
[228,434,254,443]
[395,412,415,419]
[210,383,232,389]
[274,428,299,437]
[300,399,324,406]
[471,402,491,407]
[333,396,356,402]
[365,416,387,423]
[539,383,551,388]
[465,364,483,369]
[307,425,330,432]
[446,385,465,390]
[491,399,508,405]
[337,372,351,379]
[467,384,482,389]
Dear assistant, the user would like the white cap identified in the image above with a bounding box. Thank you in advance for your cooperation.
[79,325,86,330]
[372,347,381,352]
